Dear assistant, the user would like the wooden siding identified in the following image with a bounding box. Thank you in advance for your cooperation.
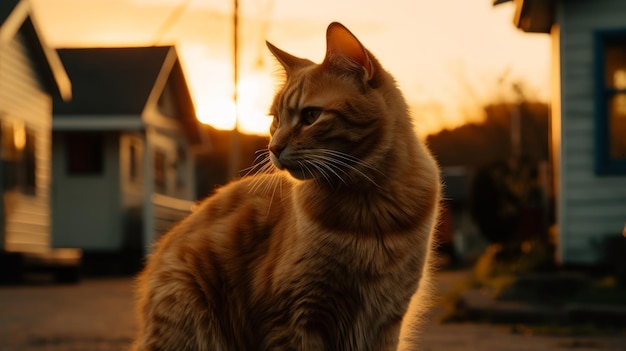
[0,32,52,254]
[151,193,192,240]
[557,0,626,264]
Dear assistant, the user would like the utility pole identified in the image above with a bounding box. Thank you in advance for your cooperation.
[511,83,523,158]
[227,0,241,180]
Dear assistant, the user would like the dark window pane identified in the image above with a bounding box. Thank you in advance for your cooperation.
[609,93,626,159]
[67,133,104,175]
[605,37,626,88]
[129,144,138,182]
[21,129,36,195]
[2,122,21,191]
[154,150,166,194]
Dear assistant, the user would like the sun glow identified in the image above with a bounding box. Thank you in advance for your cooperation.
[235,74,274,135]
[190,68,274,135]
[179,44,273,135]
[33,0,551,139]
[196,98,237,130]
[194,74,274,135]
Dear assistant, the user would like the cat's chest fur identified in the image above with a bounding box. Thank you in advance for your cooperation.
[237,175,426,349]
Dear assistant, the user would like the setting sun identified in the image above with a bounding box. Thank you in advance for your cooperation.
[196,98,237,130]
[193,73,274,135]
[235,74,274,135]
[179,43,274,135]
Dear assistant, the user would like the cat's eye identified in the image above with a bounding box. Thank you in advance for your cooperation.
[300,107,323,125]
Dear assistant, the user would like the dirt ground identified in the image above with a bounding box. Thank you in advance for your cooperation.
[0,272,624,351]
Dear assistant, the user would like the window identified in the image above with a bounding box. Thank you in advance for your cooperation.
[154,150,166,194]
[1,120,36,195]
[129,143,138,182]
[175,143,186,190]
[594,30,626,174]
[66,133,104,175]
[22,129,36,194]
[2,121,19,190]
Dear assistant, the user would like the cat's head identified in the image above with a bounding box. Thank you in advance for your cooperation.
[266,22,407,185]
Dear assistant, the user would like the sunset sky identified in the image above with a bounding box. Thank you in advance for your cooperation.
[30,0,550,136]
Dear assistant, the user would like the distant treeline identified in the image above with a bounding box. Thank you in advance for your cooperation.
[195,125,269,198]
[194,101,550,199]
[426,102,549,168]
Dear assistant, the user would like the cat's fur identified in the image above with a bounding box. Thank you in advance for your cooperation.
[132,22,440,351]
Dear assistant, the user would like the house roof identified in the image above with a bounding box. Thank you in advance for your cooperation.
[53,46,208,147]
[0,0,22,26]
[0,0,72,101]
[494,0,555,33]
[54,46,171,115]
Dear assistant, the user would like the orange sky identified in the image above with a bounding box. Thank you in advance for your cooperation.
[30,0,550,136]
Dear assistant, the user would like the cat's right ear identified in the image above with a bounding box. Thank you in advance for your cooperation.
[266,41,309,74]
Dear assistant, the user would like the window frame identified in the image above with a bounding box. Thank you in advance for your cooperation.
[593,29,626,175]
[1,120,37,195]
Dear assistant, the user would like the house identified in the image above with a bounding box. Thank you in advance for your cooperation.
[495,0,626,265]
[51,46,210,264]
[0,0,80,282]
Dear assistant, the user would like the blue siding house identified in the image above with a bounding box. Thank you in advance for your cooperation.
[497,0,626,265]
[52,46,210,260]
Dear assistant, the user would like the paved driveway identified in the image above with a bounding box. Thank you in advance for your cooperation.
[0,278,135,350]
[0,273,624,351]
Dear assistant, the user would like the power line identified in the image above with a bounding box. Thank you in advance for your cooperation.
[254,0,274,68]
[152,0,192,45]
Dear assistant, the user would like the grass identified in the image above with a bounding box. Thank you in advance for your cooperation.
[435,241,626,335]
[509,323,626,337]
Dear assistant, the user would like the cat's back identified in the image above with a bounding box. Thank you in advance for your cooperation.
[133,173,293,350]
[150,172,292,259]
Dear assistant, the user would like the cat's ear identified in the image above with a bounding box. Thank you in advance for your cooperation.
[323,22,374,81]
[266,41,310,74]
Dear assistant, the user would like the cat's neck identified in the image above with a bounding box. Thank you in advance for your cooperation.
[293,132,439,235]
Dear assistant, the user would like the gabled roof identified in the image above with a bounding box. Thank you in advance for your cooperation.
[54,47,171,115]
[53,46,207,147]
[0,0,71,101]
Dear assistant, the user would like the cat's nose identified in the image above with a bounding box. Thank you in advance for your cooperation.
[269,144,285,158]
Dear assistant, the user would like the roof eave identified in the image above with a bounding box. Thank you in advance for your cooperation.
[146,47,210,151]
[494,0,555,34]
[0,1,72,101]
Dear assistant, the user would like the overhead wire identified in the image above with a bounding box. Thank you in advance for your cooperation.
[152,0,192,45]
[253,0,274,69]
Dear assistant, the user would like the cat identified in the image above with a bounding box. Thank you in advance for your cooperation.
[132,22,441,351]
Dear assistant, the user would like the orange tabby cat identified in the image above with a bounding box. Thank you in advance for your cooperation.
[132,22,440,351]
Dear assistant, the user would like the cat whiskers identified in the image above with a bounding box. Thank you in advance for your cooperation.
[298,160,327,187]
[241,149,272,178]
[301,158,347,186]
[316,149,385,176]
[242,149,286,215]
[265,170,281,216]
[244,150,276,195]
[302,149,382,188]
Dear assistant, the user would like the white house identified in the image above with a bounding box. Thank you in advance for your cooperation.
[496,0,626,265]
[51,46,210,262]
[0,0,80,282]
